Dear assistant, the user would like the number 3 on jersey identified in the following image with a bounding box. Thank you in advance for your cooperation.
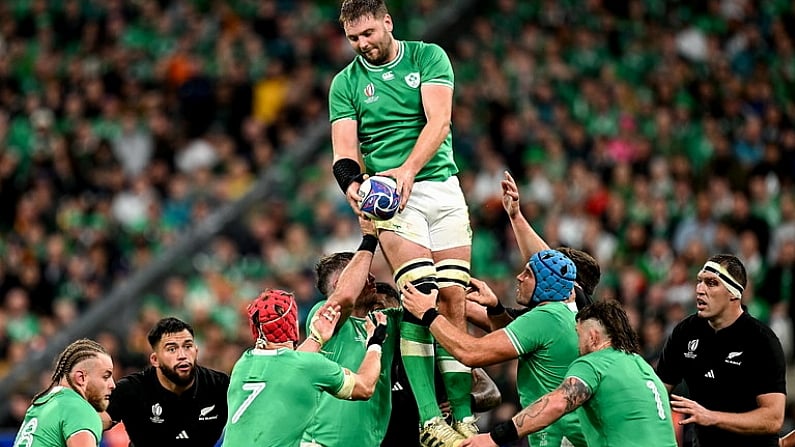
[231,382,266,424]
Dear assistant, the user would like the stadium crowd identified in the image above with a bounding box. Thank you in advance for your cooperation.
[1,0,795,444]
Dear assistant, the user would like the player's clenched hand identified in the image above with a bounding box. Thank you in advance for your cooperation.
[365,311,387,335]
[376,167,414,212]
[501,170,520,218]
[365,311,388,346]
[466,278,498,308]
[401,282,438,319]
[671,394,717,427]
[460,434,498,446]
[310,303,342,344]
[345,175,369,219]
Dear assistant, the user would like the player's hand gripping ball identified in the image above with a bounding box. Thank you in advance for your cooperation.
[358,176,400,221]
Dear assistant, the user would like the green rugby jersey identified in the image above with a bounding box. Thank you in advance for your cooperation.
[566,348,678,447]
[503,302,586,447]
[329,40,458,182]
[222,349,346,447]
[302,303,401,447]
[13,387,102,447]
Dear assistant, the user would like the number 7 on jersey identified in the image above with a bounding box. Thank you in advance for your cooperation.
[231,382,266,424]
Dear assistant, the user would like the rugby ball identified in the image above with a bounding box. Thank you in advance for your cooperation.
[358,176,400,221]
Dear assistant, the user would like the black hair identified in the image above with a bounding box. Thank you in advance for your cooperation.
[556,247,601,297]
[576,301,640,354]
[707,254,747,288]
[315,252,354,296]
[375,281,400,308]
[147,317,195,349]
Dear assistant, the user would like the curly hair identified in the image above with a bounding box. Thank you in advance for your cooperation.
[576,301,640,354]
[339,0,389,25]
[556,247,601,298]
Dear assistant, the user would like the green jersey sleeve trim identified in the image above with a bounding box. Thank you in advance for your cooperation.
[564,375,593,394]
[422,79,454,89]
[328,70,357,123]
[417,42,454,90]
[67,429,99,445]
[330,116,357,124]
[502,327,524,356]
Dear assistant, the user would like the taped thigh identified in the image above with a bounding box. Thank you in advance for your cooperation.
[393,257,438,292]
[435,259,470,290]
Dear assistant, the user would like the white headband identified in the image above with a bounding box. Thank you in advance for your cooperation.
[701,261,744,299]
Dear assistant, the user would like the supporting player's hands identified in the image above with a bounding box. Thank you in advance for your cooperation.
[460,434,498,446]
[466,278,498,308]
[376,167,415,212]
[401,282,438,319]
[671,394,718,427]
[365,311,388,346]
[359,216,377,236]
[501,170,520,218]
[310,303,342,346]
[346,174,369,219]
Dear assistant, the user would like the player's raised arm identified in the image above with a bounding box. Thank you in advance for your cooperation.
[501,171,549,260]
[326,218,379,324]
[342,312,388,400]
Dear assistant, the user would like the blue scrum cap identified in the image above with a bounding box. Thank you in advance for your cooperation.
[528,249,577,303]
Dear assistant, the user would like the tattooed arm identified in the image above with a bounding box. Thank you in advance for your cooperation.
[513,377,592,436]
[461,377,592,447]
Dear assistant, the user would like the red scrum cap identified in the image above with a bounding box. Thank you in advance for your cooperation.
[247,289,299,344]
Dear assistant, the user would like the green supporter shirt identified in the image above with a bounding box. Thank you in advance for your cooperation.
[329,40,458,182]
[503,302,586,447]
[13,387,102,447]
[302,302,401,447]
[222,349,347,447]
[565,348,678,447]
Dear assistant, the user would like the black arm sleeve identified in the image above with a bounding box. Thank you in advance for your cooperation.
[332,158,364,193]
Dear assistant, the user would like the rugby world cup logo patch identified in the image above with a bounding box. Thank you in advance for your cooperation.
[150,403,165,423]
[685,339,698,359]
[364,83,379,104]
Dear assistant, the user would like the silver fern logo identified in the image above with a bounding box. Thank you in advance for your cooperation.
[199,404,218,421]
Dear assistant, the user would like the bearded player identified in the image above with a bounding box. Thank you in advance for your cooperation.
[103,317,229,446]
[330,1,475,444]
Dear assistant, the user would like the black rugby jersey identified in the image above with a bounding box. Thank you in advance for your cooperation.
[657,312,785,447]
[106,365,229,447]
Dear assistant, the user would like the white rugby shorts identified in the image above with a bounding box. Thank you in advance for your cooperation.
[375,176,472,251]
